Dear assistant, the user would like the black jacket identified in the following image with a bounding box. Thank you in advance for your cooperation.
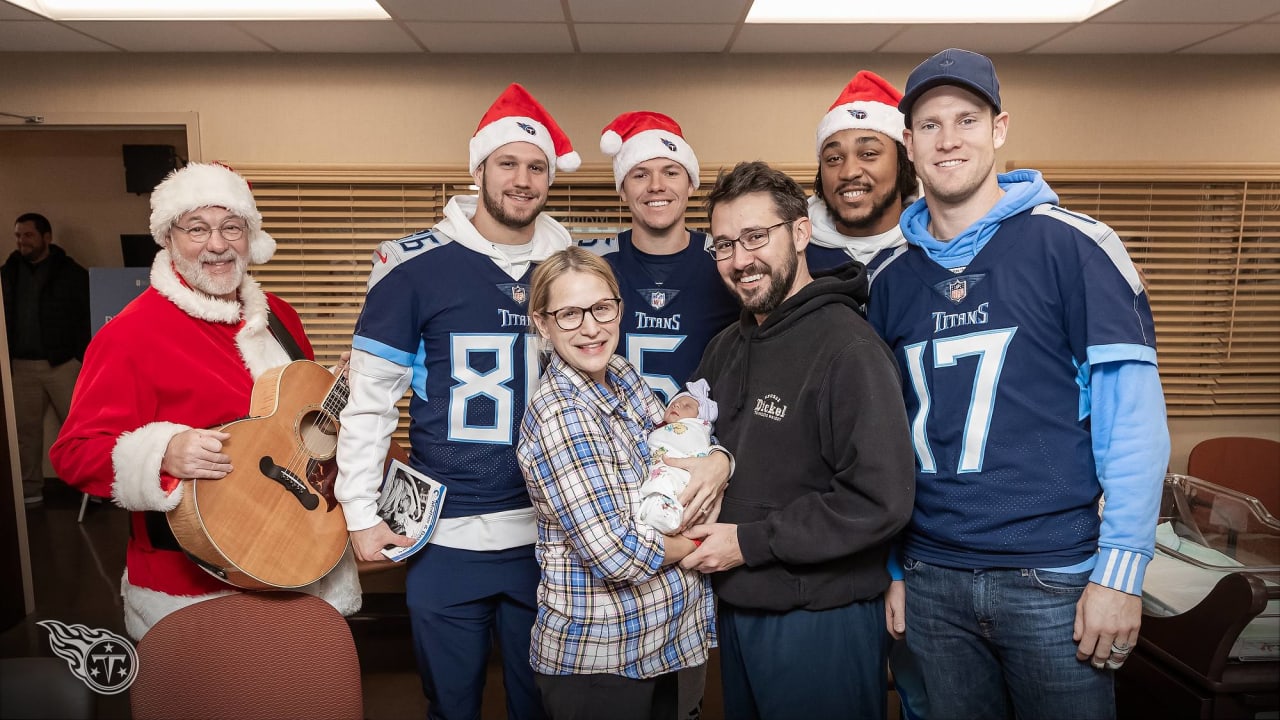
[695,262,915,611]
[2,245,91,366]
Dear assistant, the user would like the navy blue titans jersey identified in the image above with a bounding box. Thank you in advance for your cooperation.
[868,205,1157,570]
[352,230,540,518]
[580,230,739,403]
[805,245,902,288]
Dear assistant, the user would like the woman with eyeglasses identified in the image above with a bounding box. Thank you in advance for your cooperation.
[516,247,715,720]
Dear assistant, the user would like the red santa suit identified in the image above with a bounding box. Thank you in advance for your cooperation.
[51,249,361,639]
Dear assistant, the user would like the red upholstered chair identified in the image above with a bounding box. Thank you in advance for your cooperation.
[130,591,363,720]
[1187,436,1280,516]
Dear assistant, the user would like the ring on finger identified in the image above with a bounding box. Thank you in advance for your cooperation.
[1110,641,1133,655]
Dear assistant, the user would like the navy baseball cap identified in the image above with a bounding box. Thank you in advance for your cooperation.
[899,48,1002,120]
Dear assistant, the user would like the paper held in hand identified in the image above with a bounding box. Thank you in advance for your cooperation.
[376,458,447,561]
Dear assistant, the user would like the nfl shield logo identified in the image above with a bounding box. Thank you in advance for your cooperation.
[947,278,967,303]
[512,285,527,304]
[649,291,667,309]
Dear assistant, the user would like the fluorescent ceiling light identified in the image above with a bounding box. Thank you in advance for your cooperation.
[746,0,1124,24]
[7,0,390,21]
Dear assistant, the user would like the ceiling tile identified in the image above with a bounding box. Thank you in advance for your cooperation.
[1030,23,1242,53]
[406,22,573,53]
[61,20,271,52]
[576,23,734,52]
[731,23,900,53]
[377,0,565,23]
[241,20,420,52]
[880,23,1074,54]
[1091,0,1280,23]
[1178,23,1280,53]
[568,0,748,24]
[0,20,118,51]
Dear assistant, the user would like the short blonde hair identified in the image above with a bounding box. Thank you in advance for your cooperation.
[528,247,622,318]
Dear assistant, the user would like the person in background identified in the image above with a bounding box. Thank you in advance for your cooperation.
[3,212,89,506]
[868,48,1170,719]
[335,84,578,720]
[517,247,715,720]
[50,163,361,639]
[684,161,915,719]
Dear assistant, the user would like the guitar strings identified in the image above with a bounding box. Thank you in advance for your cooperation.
[281,370,351,483]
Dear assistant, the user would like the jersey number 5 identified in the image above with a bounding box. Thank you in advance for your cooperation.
[903,327,1017,474]
[625,334,685,405]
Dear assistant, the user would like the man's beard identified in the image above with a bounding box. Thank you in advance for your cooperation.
[172,249,247,298]
[826,184,899,235]
[481,174,546,230]
[728,247,799,317]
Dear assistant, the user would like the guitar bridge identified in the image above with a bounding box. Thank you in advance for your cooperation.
[258,456,320,511]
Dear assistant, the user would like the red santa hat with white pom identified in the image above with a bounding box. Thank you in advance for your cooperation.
[469,83,580,183]
[815,70,906,158]
[600,111,700,191]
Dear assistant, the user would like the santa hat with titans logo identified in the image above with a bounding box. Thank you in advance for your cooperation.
[149,162,276,265]
[815,70,906,158]
[600,111,700,191]
[469,83,580,183]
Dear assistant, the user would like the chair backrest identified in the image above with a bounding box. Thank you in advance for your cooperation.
[1187,436,1280,515]
[130,591,363,720]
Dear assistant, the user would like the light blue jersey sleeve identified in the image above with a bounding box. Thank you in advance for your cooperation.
[1087,359,1169,595]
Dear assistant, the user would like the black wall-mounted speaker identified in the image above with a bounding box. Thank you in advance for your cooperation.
[122,144,179,195]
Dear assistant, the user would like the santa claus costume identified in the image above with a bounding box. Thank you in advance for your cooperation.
[50,163,360,640]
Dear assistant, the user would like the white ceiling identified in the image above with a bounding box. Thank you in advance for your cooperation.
[0,0,1277,54]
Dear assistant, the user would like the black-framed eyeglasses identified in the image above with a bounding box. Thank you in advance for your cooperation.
[544,297,622,331]
[172,221,248,243]
[706,220,791,261]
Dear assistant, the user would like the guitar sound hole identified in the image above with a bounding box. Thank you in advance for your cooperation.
[298,409,339,458]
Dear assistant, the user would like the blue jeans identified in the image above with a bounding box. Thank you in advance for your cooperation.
[902,558,1114,720]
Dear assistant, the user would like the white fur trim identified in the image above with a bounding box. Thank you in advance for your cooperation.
[469,116,558,180]
[301,546,363,615]
[150,249,289,380]
[234,277,292,380]
[121,550,361,641]
[605,128,700,191]
[122,570,237,641]
[149,162,276,265]
[111,421,191,512]
[816,101,905,157]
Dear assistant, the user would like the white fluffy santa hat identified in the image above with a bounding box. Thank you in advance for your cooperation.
[815,70,906,158]
[149,162,276,265]
[600,111,700,191]
[469,83,580,183]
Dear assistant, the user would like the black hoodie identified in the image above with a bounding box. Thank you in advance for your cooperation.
[695,262,915,611]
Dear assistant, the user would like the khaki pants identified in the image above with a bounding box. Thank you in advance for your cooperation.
[12,358,79,499]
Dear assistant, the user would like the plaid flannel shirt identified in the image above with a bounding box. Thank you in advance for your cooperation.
[517,352,715,679]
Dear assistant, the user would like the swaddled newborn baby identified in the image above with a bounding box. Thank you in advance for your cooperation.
[639,379,717,533]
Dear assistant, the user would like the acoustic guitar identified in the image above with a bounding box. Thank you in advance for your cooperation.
[166,360,399,589]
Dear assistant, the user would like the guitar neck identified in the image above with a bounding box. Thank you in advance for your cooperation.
[322,372,351,417]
